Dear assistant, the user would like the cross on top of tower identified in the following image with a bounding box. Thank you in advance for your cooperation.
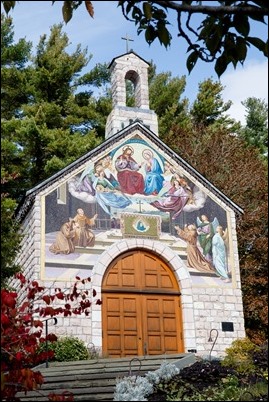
[121,33,134,53]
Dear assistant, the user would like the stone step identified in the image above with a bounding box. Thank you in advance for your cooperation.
[17,353,195,401]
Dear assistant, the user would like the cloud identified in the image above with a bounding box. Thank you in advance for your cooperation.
[221,60,268,125]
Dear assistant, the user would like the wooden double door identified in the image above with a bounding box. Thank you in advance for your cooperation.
[102,250,184,357]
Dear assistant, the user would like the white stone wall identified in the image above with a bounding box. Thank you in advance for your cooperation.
[110,53,150,109]
[105,107,159,138]
[12,202,41,302]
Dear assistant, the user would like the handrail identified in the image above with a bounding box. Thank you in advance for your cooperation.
[43,317,57,368]
[128,357,142,377]
[208,328,219,362]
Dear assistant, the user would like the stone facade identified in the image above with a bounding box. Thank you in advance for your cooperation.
[14,52,246,359]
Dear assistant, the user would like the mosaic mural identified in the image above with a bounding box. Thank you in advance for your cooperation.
[44,136,233,287]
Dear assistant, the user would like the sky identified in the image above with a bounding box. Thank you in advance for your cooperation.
[3,1,268,125]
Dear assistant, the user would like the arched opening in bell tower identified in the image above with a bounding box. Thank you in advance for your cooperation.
[125,70,141,108]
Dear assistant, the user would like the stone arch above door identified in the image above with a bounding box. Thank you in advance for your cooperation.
[90,239,197,354]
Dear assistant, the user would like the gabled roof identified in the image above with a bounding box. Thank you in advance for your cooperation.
[108,51,150,69]
[16,121,244,222]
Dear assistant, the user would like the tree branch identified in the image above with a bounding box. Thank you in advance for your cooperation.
[177,12,215,63]
[153,0,268,16]
[154,1,268,16]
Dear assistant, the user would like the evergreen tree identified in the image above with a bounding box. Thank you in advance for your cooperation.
[1,14,31,285]
[1,172,23,287]
[148,64,190,139]
[240,97,268,159]
[1,19,111,201]
[1,13,32,119]
[190,78,241,132]
[1,16,110,284]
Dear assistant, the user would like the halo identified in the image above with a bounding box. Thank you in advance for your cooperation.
[122,145,134,154]
[142,149,153,158]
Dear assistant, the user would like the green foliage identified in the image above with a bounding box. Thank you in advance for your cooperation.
[38,336,89,362]
[1,16,105,201]
[118,1,268,77]
[1,13,32,120]
[190,78,240,131]
[239,97,268,159]
[149,71,190,137]
[147,343,268,401]
[166,375,245,401]
[221,338,260,374]
[2,2,267,76]
[1,171,22,288]
[251,342,268,372]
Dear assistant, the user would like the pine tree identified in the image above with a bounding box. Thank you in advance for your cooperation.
[190,78,240,132]
[240,97,268,159]
[1,19,111,201]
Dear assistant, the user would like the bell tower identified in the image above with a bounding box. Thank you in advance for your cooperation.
[105,51,159,139]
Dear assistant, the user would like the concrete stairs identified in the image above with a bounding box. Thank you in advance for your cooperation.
[17,353,195,401]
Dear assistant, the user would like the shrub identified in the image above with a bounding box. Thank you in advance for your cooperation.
[221,338,259,374]
[38,336,89,362]
[114,376,154,401]
[114,362,179,401]
[148,342,268,402]
[250,341,268,371]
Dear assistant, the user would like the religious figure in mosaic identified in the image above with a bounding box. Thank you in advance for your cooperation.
[115,146,145,195]
[93,164,132,215]
[49,218,76,255]
[212,225,230,282]
[150,178,190,219]
[72,208,98,247]
[142,149,164,195]
[174,224,215,273]
[196,215,218,262]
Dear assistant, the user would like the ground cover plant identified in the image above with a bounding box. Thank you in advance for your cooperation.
[147,339,268,401]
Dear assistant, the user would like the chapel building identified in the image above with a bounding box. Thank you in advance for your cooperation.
[15,51,246,358]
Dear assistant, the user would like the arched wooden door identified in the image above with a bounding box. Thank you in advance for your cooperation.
[102,250,184,358]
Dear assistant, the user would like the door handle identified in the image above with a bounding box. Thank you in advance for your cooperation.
[144,342,148,355]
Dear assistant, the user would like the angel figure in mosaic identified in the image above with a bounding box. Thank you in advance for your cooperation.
[196,215,219,262]
[93,163,132,215]
[212,225,231,282]
[150,178,190,219]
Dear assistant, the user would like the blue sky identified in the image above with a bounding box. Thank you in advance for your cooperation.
[3,1,268,124]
